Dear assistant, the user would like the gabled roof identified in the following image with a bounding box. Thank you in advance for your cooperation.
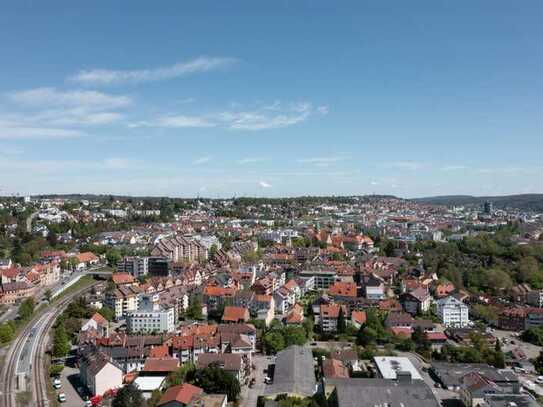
[111,272,135,285]
[90,312,108,326]
[158,383,203,406]
[143,357,179,372]
[222,306,249,322]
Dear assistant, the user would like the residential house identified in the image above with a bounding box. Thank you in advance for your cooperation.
[222,306,250,323]
[79,350,123,397]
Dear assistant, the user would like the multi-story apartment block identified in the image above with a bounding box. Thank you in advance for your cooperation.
[436,296,469,327]
[105,285,141,320]
[126,298,175,334]
[117,256,149,278]
[299,269,337,290]
[151,235,208,263]
[526,290,543,308]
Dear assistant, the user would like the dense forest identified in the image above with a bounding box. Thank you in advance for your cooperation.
[411,228,543,293]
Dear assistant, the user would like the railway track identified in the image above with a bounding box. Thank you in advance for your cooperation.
[0,284,96,407]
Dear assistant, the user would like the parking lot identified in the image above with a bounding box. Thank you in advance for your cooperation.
[55,358,86,407]
[241,354,272,407]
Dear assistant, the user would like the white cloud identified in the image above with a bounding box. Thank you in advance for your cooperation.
[297,156,349,164]
[9,87,131,109]
[193,156,213,165]
[69,56,237,85]
[317,105,329,115]
[441,165,469,171]
[132,101,327,131]
[130,115,216,129]
[0,124,83,140]
[387,161,427,171]
[259,180,272,188]
[237,157,266,164]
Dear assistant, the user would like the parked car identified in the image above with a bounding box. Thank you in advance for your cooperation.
[58,393,67,403]
[536,376,543,384]
[52,378,62,389]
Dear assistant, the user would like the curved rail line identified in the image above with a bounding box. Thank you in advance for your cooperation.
[0,284,96,407]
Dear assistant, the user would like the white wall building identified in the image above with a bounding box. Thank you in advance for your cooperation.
[436,296,469,327]
[126,297,175,333]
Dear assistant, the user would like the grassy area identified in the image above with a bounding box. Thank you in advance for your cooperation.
[0,276,96,349]
[51,275,96,304]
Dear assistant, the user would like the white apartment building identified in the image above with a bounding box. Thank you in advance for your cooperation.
[126,297,175,333]
[436,296,469,327]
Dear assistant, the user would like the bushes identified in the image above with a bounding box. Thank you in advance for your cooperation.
[0,321,15,344]
[522,327,543,346]
[263,325,309,354]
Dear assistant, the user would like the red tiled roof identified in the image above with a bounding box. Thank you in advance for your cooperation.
[222,306,249,322]
[76,252,99,263]
[143,357,179,372]
[351,310,366,325]
[158,383,203,406]
[91,312,108,326]
[149,343,170,358]
[328,282,357,298]
[111,272,135,285]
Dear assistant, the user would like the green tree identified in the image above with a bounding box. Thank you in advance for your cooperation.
[112,383,144,407]
[97,306,115,322]
[186,295,203,320]
[52,325,71,358]
[44,289,52,303]
[106,249,122,267]
[264,331,286,354]
[189,366,241,401]
[19,297,35,320]
[0,322,15,343]
[167,363,196,386]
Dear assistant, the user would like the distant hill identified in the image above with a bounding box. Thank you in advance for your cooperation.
[412,194,543,212]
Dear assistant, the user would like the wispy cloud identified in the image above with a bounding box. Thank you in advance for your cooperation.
[237,157,267,164]
[4,87,130,131]
[130,101,327,131]
[130,115,216,129]
[0,123,83,140]
[387,161,428,171]
[193,156,213,165]
[69,56,237,86]
[8,87,131,109]
[259,180,272,188]
[440,165,470,171]
[297,156,349,164]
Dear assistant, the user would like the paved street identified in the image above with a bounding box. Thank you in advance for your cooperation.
[241,354,272,407]
[57,360,86,407]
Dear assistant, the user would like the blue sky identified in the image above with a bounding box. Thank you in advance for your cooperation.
[1,1,542,198]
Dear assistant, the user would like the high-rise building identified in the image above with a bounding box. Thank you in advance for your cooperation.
[483,200,493,215]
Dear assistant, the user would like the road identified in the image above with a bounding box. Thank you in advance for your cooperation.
[0,306,17,324]
[241,354,272,407]
[26,210,39,234]
[0,283,97,407]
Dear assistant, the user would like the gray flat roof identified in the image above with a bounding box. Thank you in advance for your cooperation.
[266,345,317,397]
[327,378,440,407]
